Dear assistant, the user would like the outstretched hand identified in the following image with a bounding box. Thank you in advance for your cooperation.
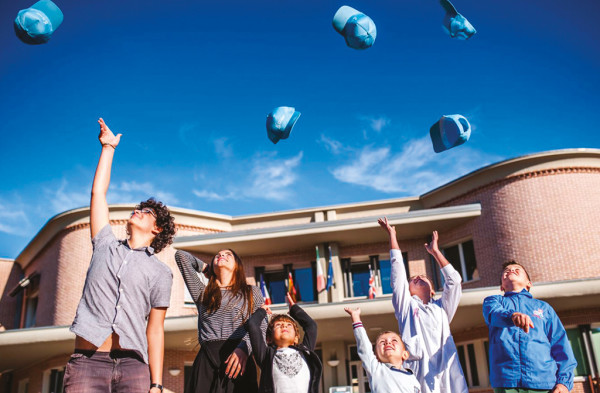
[511,312,534,333]
[424,231,440,255]
[261,304,272,315]
[344,307,361,323]
[286,292,296,308]
[377,217,396,236]
[98,118,122,148]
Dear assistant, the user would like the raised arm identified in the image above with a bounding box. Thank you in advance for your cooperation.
[378,218,411,323]
[288,293,318,351]
[90,118,122,239]
[174,250,206,304]
[425,231,462,321]
[344,307,377,373]
[244,306,270,366]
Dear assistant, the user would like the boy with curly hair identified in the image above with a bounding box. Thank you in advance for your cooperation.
[245,293,322,393]
[64,118,176,393]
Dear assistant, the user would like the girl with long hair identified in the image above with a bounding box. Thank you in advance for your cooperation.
[175,249,265,393]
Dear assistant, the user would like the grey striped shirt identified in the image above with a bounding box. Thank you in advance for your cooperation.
[71,224,173,364]
[175,250,266,354]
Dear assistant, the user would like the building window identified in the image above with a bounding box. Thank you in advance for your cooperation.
[342,257,377,298]
[591,324,600,376]
[295,265,316,303]
[184,271,207,306]
[378,252,409,295]
[23,274,40,328]
[566,327,591,377]
[18,379,29,393]
[442,240,478,282]
[42,368,64,393]
[255,265,315,304]
[456,340,489,388]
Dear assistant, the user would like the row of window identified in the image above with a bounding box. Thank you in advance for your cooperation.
[192,239,477,306]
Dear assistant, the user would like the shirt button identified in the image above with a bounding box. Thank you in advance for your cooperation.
[119,288,123,293]
[117,275,121,279]
[116,305,121,309]
[112,323,117,328]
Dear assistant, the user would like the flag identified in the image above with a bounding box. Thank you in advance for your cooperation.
[315,246,326,293]
[368,264,377,299]
[287,272,298,303]
[326,245,335,291]
[260,274,272,305]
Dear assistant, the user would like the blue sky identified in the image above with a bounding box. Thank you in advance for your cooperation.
[1,0,599,258]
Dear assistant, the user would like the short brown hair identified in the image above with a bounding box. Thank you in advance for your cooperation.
[501,260,531,282]
[267,314,300,344]
[375,330,404,346]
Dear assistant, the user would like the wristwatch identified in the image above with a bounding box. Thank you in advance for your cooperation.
[150,383,164,392]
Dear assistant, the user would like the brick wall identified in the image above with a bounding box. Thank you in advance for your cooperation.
[0,260,22,330]
[424,169,600,289]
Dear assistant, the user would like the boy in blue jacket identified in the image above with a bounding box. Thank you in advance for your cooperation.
[482,261,577,393]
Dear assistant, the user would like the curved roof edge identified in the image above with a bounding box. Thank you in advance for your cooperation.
[420,148,600,207]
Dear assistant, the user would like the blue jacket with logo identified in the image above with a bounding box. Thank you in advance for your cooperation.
[482,289,577,390]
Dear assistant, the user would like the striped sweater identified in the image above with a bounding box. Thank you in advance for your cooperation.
[175,250,266,354]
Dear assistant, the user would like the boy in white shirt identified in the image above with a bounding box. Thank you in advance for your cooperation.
[378,217,468,393]
[344,307,421,393]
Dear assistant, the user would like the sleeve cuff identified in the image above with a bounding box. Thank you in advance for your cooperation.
[352,322,364,329]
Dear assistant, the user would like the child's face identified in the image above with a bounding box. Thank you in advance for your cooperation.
[501,264,531,292]
[408,275,435,300]
[271,319,299,348]
[375,332,409,364]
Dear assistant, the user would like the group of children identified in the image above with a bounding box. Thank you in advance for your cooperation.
[64,119,577,393]
[236,216,577,393]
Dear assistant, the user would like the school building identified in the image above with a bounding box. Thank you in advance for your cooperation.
[0,148,599,393]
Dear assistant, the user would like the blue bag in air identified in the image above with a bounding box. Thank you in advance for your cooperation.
[266,107,301,144]
[430,114,471,153]
[14,0,64,44]
[440,0,476,40]
[332,6,376,50]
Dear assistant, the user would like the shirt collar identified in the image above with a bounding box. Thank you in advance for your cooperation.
[504,288,532,298]
[384,363,413,374]
[120,239,155,255]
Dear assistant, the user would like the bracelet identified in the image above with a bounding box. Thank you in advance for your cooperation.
[102,143,116,149]
[150,383,163,392]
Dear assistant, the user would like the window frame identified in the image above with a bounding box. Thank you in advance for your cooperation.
[455,338,490,388]
[441,238,479,283]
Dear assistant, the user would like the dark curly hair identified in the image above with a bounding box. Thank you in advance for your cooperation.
[136,198,176,253]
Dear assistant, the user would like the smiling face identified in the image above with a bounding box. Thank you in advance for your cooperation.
[408,275,435,302]
[268,315,299,348]
[501,262,532,292]
[374,332,409,365]
[212,249,237,275]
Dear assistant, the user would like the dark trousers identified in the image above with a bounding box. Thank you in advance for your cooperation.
[63,349,150,393]
[186,340,258,393]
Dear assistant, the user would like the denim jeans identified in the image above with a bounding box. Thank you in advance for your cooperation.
[63,350,150,393]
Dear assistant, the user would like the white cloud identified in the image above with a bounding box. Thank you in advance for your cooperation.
[245,152,303,201]
[213,137,233,158]
[0,199,30,236]
[46,179,90,213]
[319,134,346,155]
[192,189,236,201]
[330,135,501,194]
[193,152,304,202]
[110,181,179,205]
[358,115,391,134]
